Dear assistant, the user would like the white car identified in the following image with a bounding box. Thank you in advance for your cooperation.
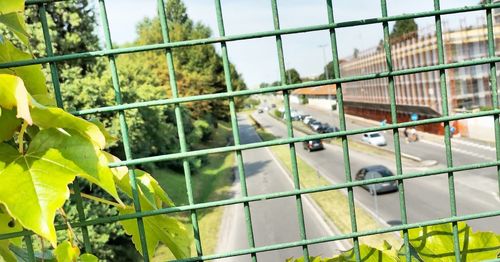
[309,121,322,131]
[283,110,300,121]
[362,132,387,146]
[303,116,313,124]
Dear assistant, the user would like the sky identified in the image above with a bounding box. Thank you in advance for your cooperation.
[102,0,482,88]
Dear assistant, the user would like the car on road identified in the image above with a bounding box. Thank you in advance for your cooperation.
[298,114,310,121]
[283,110,301,121]
[303,116,314,125]
[355,165,398,195]
[309,120,323,131]
[257,108,264,113]
[302,139,324,151]
[317,124,339,134]
[362,132,387,146]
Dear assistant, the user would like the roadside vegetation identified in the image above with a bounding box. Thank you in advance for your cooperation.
[0,0,243,260]
[287,221,499,261]
[152,123,235,260]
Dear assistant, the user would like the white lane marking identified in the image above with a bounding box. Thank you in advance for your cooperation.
[450,138,496,152]
[264,146,350,251]
[249,114,350,251]
[420,139,495,162]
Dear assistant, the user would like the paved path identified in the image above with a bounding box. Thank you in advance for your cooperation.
[215,115,341,262]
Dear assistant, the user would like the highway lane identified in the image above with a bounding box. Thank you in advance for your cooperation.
[252,111,500,233]
[215,115,340,262]
[291,103,499,177]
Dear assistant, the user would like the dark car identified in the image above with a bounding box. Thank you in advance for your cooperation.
[317,124,339,134]
[355,165,398,195]
[257,108,264,113]
[302,139,324,152]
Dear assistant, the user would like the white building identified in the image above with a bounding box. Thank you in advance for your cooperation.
[290,84,337,111]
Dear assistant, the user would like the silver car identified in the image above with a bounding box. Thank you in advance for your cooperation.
[355,165,398,195]
[362,132,387,146]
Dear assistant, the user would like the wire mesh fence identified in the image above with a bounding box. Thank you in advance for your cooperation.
[1,0,500,261]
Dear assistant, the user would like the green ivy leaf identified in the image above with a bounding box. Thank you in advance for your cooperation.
[0,109,21,142]
[0,38,48,97]
[115,168,174,209]
[0,74,32,124]
[0,241,16,262]
[407,222,500,261]
[286,256,325,262]
[33,129,120,203]
[0,212,22,246]
[118,206,190,259]
[109,153,189,259]
[31,104,106,149]
[0,0,24,14]
[88,118,117,147]
[9,244,56,262]
[0,12,29,46]
[0,212,23,262]
[54,241,80,262]
[324,244,399,262]
[0,140,76,245]
[79,253,98,262]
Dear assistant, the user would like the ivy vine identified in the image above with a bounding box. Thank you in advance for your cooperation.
[0,1,189,261]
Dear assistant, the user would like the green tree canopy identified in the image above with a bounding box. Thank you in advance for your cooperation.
[317,61,333,80]
[26,0,99,77]
[390,19,418,40]
[285,68,302,84]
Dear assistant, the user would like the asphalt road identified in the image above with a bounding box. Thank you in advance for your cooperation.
[251,111,499,233]
[215,115,342,262]
[292,103,499,177]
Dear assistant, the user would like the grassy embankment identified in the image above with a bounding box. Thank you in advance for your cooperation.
[248,114,401,248]
[153,122,235,260]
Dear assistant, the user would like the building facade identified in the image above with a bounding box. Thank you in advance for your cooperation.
[290,84,337,111]
[340,23,500,133]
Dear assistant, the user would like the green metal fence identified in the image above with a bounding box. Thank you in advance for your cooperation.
[2,0,500,261]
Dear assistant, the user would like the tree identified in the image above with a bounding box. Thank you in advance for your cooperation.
[133,1,246,122]
[376,39,384,52]
[26,0,100,78]
[353,48,360,58]
[285,68,302,84]
[317,61,333,80]
[390,19,418,40]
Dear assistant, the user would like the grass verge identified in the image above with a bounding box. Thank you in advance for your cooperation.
[248,113,401,248]
[152,122,235,260]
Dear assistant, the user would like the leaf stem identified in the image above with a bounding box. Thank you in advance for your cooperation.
[71,190,124,208]
[39,236,45,262]
[58,208,76,245]
[17,121,28,154]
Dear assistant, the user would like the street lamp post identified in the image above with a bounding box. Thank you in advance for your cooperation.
[318,44,332,111]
